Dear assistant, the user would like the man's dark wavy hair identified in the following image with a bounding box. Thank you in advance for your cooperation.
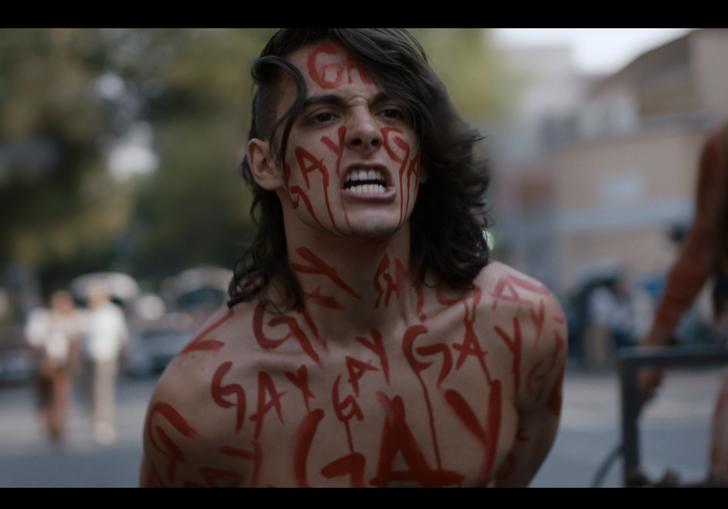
[228,28,491,311]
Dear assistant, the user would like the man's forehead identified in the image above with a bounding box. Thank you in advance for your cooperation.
[287,40,375,93]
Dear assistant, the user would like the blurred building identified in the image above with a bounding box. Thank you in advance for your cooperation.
[493,29,728,297]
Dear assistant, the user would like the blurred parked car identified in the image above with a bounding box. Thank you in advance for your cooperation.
[124,322,191,379]
[0,327,37,386]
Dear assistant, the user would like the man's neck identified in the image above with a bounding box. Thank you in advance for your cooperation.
[281,221,423,341]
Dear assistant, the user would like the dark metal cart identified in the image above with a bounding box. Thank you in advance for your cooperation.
[617,345,728,487]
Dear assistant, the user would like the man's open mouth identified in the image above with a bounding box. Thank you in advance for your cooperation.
[342,168,389,194]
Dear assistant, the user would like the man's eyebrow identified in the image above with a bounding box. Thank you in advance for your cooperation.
[302,94,349,109]
[302,92,397,109]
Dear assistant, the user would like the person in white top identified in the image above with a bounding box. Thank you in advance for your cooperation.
[84,280,129,445]
[24,290,82,444]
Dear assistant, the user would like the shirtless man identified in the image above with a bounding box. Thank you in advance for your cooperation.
[638,123,728,483]
[140,29,567,488]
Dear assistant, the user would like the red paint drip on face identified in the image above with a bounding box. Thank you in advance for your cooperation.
[321,452,366,487]
[210,361,246,433]
[345,356,378,397]
[285,365,316,413]
[443,380,502,483]
[250,371,286,440]
[321,126,351,230]
[354,329,390,384]
[401,324,443,469]
[292,408,325,487]
[180,308,231,354]
[370,392,465,487]
[494,316,523,395]
[292,247,362,299]
[294,146,339,233]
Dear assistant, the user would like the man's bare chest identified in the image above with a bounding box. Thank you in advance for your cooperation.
[199,311,519,487]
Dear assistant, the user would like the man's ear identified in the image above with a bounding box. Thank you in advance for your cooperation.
[247,138,283,191]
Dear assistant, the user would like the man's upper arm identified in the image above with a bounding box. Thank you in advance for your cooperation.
[494,292,568,487]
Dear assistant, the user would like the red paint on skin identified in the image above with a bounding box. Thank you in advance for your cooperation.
[300,307,327,351]
[219,442,263,487]
[307,43,344,89]
[180,308,231,354]
[373,254,391,308]
[530,299,545,345]
[292,409,325,487]
[402,324,443,468]
[403,154,420,224]
[306,43,372,90]
[354,329,390,384]
[210,361,246,433]
[451,287,493,382]
[321,452,366,487]
[374,255,422,319]
[490,277,533,311]
[345,356,378,397]
[320,126,353,231]
[443,380,502,483]
[381,127,405,162]
[154,426,185,486]
[304,287,344,310]
[142,463,164,487]
[294,146,339,233]
[201,468,243,487]
[332,375,364,454]
[552,331,566,369]
[253,302,321,365]
[547,362,566,418]
[495,317,523,395]
[250,372,286,440]
[285,365,316,413]
[292,247,362,300]
[526,359,547,400]
[146,403,201,484]
[370,392,465,487]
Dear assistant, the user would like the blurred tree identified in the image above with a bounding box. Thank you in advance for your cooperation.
[412,29,515,122]
[0,28,513,304]
[0,29,129,292]
[120,29,275,284]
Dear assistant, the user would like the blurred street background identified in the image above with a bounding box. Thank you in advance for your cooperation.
[1,28,728,487]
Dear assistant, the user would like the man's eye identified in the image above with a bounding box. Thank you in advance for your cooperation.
[310,112,337,124]
[380,108,404,119]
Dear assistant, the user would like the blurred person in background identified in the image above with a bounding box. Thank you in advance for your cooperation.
[84,280,129,445]
[24,290,83,445]
[140,29,567,487]
[638,122,728,483]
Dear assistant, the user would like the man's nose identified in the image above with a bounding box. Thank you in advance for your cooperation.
[345,110,382,153]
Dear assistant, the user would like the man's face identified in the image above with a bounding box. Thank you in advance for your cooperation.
[271,41,424,239]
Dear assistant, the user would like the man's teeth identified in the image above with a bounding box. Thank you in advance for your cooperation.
[345,168,387,193]
[350,183,387,194]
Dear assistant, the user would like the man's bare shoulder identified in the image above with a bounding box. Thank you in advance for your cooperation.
[474,261,568,353]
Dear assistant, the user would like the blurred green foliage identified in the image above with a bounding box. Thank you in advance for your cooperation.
[0,28,510,296]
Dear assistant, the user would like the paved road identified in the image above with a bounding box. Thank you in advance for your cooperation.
[0,365,723,487]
